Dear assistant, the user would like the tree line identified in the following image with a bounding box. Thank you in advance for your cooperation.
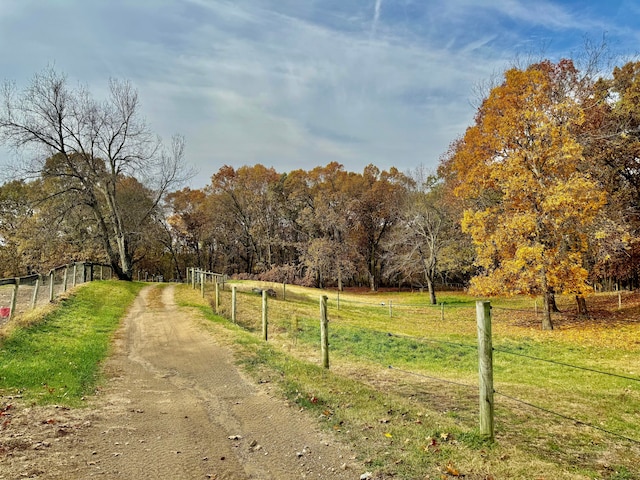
[1,58,640,328]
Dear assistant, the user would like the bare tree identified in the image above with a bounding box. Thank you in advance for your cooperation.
[385,167,455,304]
[0,67,188,280]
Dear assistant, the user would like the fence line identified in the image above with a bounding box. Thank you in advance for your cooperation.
[188,273,639,446]
[0,262,113,325]
[493,389,640,445]
[493,346,640,383]
[388,365,477,390]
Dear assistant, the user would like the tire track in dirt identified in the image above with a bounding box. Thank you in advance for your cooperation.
[68,284,363,479]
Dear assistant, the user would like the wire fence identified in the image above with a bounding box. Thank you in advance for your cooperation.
[0,262,113,326]
[189,272,640,452]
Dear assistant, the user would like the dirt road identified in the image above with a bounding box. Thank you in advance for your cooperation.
[1,284,364,479]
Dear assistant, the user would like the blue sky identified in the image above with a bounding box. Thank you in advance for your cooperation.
[1,0,638,188]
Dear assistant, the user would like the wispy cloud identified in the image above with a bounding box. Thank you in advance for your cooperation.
[0,0,638,186]
[371,0,383,37]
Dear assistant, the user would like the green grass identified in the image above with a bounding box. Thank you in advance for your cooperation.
[0,280,143,405]
[178,281,640,480]
[5,278,637,477]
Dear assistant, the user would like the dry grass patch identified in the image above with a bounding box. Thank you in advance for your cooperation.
[176,282,640,480]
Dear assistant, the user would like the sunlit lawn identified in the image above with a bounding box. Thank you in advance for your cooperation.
[179,280,640,480]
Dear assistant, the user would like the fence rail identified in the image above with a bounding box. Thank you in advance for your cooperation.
[0,262,113,325]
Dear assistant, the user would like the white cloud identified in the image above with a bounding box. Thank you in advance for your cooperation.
[1,0,638,187]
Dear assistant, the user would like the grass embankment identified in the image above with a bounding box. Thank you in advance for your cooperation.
[177,281,640,480]
[0,280,143,406]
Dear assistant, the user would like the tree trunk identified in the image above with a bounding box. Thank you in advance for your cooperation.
[548,290,560,312]
[369,254,377,291]
[541,267,554,330]
[576,294,588,315]
[427,278,437,305]
[115,233,133,280]
[91,203,132,281]
[542,291,555,330]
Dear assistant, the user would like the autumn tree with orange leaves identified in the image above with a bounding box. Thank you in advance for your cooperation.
[441,60,606,330]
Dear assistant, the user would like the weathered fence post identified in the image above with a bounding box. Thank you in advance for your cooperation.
[476,300,495,440]
[73,264,77,287]
[618,291,622,310]
[31,275,41,309]
[49,270,55,301]
[63,267,69,292]
[320,295,329,369]
[191,268,196,289]
[9,278,19,320]
[200,271,205,298]
[262,290,268,341]
[231,286,237,323]
[214,280,220,313]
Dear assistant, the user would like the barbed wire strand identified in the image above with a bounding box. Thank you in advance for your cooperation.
[493,347,640,383]
[331,298,475,309]
[390,365,640,445]
[494,389,640,445]
[219,288,638,383]
[491,306,539,313]
[388,365,476,390]
[206,286,640,446]
[389,332,478,351]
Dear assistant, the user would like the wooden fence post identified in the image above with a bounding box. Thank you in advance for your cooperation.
[476,300,495,440]
[618,291,622,310]
[320,295,329,369]
[215,280,220,313]
[231,286,237,323]
[49,271,55,301]
[63,267,69,292]
[73,264,77,287]
[201,272,205,298]
[262,290,268,341]
[31,275,41,309]
[9,278,19,320]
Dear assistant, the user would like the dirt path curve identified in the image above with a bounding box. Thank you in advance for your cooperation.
[2,284,364,479]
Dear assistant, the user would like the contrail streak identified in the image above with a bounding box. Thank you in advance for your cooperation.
[371,0,383,37]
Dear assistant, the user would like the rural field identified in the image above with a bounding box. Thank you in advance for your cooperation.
[0,280,639,479]
[178,279,640,479]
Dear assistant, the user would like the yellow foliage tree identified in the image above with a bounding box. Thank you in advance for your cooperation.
[441,60,606,329]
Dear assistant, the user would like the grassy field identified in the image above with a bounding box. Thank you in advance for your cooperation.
[178,280,640,480]
[0,280,144,406]
[1,279,637,478]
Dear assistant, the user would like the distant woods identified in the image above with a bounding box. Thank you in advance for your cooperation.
[2,59,640,310]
